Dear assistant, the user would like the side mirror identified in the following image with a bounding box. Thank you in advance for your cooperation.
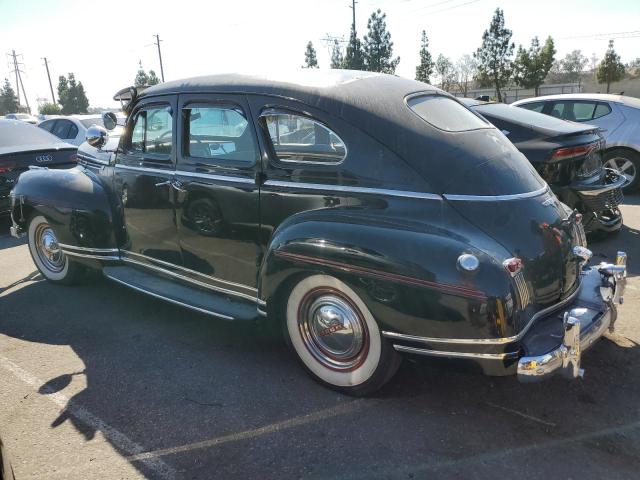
[102,111,118,131]
[86,125,108,149]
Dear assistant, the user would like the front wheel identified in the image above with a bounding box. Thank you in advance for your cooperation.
[27,214,84,285]
[284,274,401,396]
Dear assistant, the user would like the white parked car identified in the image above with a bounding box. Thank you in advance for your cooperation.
[5,113,38,124]
[37,115,109,146]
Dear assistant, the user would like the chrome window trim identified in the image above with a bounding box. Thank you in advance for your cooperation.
[61,250,120,261]
[443,185,548,202]
[105,273,234,320]
[263,180,442,201]
[382,286,581,346]
[122,250,257,294]
[393,345,519,360]
[121,256,258,302]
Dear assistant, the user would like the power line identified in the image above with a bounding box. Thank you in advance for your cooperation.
[414,0,481,17]
[560,30,640,40]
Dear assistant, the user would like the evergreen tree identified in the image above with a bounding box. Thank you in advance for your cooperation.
[597,40,626,93]
[0,78,19,115]
[344,26,365,70]
[415,30,434,83]
[330,40,344,69]
[362,9,400,73]
[148,70,160,85]
[513,36,556,96]
[303,41,319,68]
[134,62,149,87]
[474,8,514,102]
[57,73,89,114]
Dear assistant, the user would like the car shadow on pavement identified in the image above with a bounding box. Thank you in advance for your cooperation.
[1,274,640,479]
[0,217,26,250]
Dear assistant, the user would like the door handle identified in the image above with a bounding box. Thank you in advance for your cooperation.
[170,179,187,193]
[155,180,171,187]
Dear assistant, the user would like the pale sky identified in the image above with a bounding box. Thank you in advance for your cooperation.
[1,0,639,111]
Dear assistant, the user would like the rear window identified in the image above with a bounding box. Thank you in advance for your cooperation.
[518,101,545,113]
[407,95,489,132]
[0,119,62,147]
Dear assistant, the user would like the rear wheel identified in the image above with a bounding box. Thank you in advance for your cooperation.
[27,215,84,285]
[284,274,401,396]
[604,149,639,192]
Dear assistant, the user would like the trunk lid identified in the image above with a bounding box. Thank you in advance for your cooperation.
[0,148,77,193]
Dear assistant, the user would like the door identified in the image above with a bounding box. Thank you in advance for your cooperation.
[113,95,182,266]
[174,93,261,298]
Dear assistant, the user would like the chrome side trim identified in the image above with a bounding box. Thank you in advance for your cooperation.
[121,256,258,303]
[62,251,120,261]
[443,185,548,202]
[382,286,581,346]
[58,243,119,254]
[104,273,234,320]
[115,164,255,185]
[393,345,519,360]
[121,250,258,294]
[257,307,268,317]
[263,180,442,201]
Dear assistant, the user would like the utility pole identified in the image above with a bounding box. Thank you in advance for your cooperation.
[42,57,56,104]
[154,34,165,82]
[349,0,357,33]
[8,50,30,113]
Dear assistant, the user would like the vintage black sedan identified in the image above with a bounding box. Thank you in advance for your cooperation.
[460,98,625,234]
[0,119,77,216]
[9,71,627,395]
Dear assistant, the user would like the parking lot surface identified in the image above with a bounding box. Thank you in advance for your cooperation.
[0,197,638,480]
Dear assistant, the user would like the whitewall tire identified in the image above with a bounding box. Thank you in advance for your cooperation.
[285,274,401,395]
[27,215,83,284]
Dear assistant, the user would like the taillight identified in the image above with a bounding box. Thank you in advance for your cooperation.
[0,166,12,173]
[550,142,598,162]
[503,257,523,276]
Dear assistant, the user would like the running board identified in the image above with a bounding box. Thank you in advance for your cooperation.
[103,265,259,321]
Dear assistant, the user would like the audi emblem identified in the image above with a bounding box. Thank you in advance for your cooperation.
[35,154,53,163]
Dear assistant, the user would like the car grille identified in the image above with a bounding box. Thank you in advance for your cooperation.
[513,270,532,308]
[580,187,623,214]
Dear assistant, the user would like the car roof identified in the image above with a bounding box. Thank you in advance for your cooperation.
[514,93,640,108]
[140,70,440,117]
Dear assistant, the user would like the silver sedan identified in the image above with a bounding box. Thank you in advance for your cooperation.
[513,94,640,192]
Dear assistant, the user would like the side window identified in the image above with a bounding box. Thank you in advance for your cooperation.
[67,122,78,139]
[127,105,173,156]
[185,105,257,164]
[263,112,346,164]
[39,120,55,133]
[593,103,612,119]
[519,102,545,113]
[145,108,172,154]
[52,120,71,139]
[571,102,597,121]
[549,102,566,119]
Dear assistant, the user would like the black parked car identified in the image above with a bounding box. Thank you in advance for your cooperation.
[459,98,625,234]
[9,71,627,395]
[0,119,77,215]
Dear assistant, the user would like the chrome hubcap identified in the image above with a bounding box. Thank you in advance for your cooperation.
[605,157,637,186]
[298,289,368,371]
[35,223,65,272]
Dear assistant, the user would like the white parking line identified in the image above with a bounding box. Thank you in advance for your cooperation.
[0,355,177,480]
[127,399,368,462]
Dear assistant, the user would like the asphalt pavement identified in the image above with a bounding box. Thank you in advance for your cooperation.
[0,196,638,480]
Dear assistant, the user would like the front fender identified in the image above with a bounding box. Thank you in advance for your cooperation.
[258,206,516,341]
[11,166,118,249]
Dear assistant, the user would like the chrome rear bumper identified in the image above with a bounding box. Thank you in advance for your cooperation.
[517,252,627,382]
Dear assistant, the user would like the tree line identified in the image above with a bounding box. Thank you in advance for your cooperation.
[303,7,630,100]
